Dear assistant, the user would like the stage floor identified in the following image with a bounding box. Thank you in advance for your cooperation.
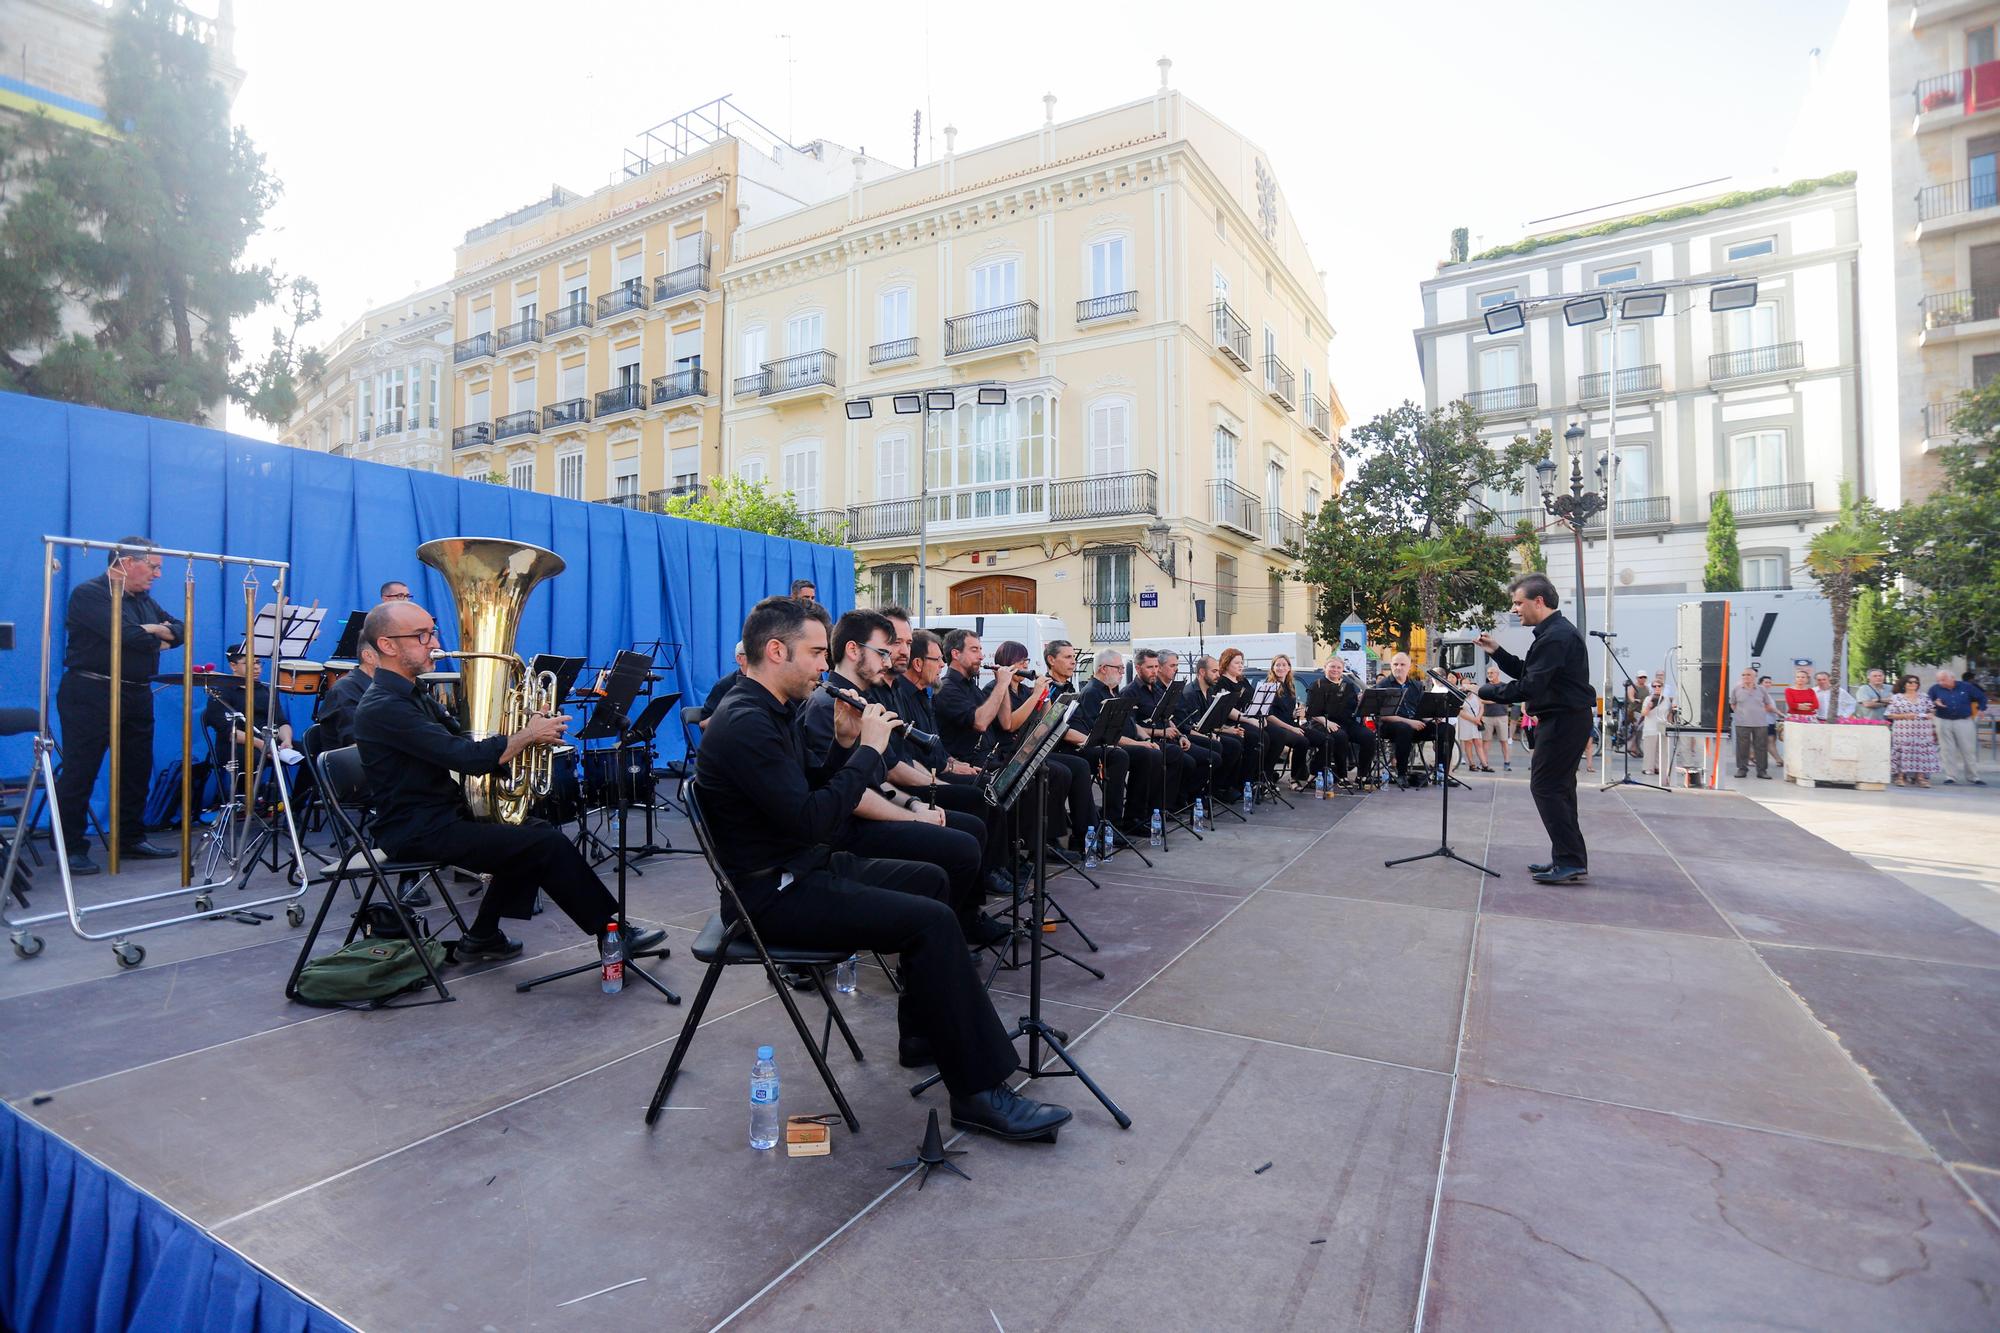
[5,776,1999,1330]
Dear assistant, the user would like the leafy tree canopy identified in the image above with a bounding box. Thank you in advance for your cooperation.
[660,476,847,547]
[1888,386,2000,666]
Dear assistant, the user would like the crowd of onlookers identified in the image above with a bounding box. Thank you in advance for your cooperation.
[1722,665,1991,789]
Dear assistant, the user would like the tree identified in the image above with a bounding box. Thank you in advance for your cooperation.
[0,0,307,425]
[1847,586,1914,679]
[1889,388,2000,666]
[1387,535,1481,667]
[1703,492,1742,592]
[1801,486,1888,691]
[661,476,846,546]
[1512,517,1547,574]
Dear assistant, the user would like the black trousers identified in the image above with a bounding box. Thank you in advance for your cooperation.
[843,816,985,933]
[1529,708,1591,870]
[1287,721,1339,781]
[1388,720,1453,776]
[926,777,1004,879]
[752,853,1018,1098]
[1077,744,1130,832]
[1120,745,1165,822]
[55,674,152,852]
[413,817,620,937]
[1046,751,1095,848]
[1262,718,1308,779]
[1201,733,1246,794]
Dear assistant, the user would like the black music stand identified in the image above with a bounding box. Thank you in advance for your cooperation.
[1138,681,1204,844]
[620,692,702,861]
[1187,690,1246,823]
[1080,698,1150,868]
[572,652,651,869]
[1358,687,1405,790]
[1596,632,1671,796]
[1417,691,1468,791]
[329,610,366,660]
[1241,684,1294,810]
[1383,670,1496,879]
[533,654,588,707]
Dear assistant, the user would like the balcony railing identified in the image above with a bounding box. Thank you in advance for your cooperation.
[1578,364,1662,400]
[357,427,370,443]
[1474,506,1543,535]
[1913,63,2000,117]
[453,332,494,363]
[1709,342,1804,381]
[453,423,492,449]
[545,304,593,338]
[1463,383,1538,416]
[1306,394,1333,439]
[945,301,1039,356]
[1077,291,1138,323]
[1925,399,1966,438]
[542,398,589,430]
[494,409,537,441]
[1917,176,2000,222]
[369,413,399,437]
[733,371,769,398]
[1050,470,1158,522]
[494,318,540,353]
[927,478,1049,527]
[1088,602,1134,643]
[597,283,648,320]
[1263,355,1296,408]
[869,337,919,365]
[847,498,922,542]
[654,261,710,304]
[596,492,648,510]
[1211,301,1251,369]
[1209,479,1262,537]
[1265,509,1303,549]
[1922,287,2000,329]
[1710,481,1814,518]
[758,350,838,396]
[1581,496,1673,530]
[595,383,645,418]
[651,367,709,405]
[802,508,849,541]
[655,482,706,506]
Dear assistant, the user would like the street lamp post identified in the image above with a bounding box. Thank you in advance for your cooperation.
[1537,423,1605,639]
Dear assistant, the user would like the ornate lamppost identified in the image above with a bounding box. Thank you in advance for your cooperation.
[1536,422,1605,637]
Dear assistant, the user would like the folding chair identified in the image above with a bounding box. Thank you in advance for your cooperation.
[669,705,706,814]
[644,785,864,1132]
[283,746,465,1006]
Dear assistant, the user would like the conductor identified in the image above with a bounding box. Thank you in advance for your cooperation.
[1476,574,1595,884]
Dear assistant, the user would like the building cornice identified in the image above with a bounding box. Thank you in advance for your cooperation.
[453,176,728,297]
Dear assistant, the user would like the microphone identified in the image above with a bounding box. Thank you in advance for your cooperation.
[1588,630,1616,640]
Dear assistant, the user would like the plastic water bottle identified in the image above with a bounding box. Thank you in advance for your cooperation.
[1193,797,1209,833]
[1083,825,1100,869]
[1243,780,1255,808]
[600,921,624,995]
[750,1045,780,1150]
[835,954,858,994]
[1317,770,1330,799]
[1149,809,1164,848]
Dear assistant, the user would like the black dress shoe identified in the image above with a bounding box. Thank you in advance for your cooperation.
[616,926,667,959]
[1527,862,1554,875]
[898,1035,936,1069]
[984,871,1019,899]
[67,854,101,877]
[456,929,523,961]
[949,1084,1073,1142]
[398,883,433,908]
[967,912,1012,948]
[120,840,174,859]
[1531,866,1589,885]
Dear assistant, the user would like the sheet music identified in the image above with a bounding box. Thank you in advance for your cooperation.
[249,603,327,660]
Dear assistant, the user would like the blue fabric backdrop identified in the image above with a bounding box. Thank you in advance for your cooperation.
[0,392,853,817]
[0,1103,353,1332]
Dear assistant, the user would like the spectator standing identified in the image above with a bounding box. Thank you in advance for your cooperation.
[1640,674,1671,775]
[1481,664,1513,771]
[1927,669,1989,787]
[1456,676,1490,772]
[1730,668,1775,780]
[1887,674,1941,788]
[1813,671,1856,720]
[1853,669,1894,722]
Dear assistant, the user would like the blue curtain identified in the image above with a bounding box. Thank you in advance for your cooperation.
[0,1103,352,1332]
[0,392,853,819]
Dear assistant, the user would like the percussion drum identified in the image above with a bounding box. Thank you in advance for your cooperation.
[275,659,325,694]
[582,747,655,807]
[321,658,358,691]
[528,744,582,825]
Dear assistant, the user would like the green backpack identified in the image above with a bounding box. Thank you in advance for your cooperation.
[292,936,449,1008]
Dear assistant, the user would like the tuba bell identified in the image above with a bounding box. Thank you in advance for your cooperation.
[416,537,566,824]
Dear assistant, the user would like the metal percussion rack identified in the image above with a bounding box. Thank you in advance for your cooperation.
[4,537,312,968]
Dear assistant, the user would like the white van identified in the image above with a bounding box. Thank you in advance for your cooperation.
[1128,632,1321,677]
[920,614,1073,669]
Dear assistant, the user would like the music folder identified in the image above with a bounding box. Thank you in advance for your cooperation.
[1192,689,1231,734]
[1144,679,1184,729]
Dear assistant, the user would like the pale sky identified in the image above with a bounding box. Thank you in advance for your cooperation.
[221,0,1851,442]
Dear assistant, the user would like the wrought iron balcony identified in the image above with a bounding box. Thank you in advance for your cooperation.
[453,332,494,363]
[1088,600,1134,644]
[846,498,922,542]
[655,482,706,506]
[1472,505,1543,535]
[651,367,709,405]
[494,409,537,441]
[869,337,918,366]
[757,349,838,397]
[945,300,1039,356]
[1709,481,1814,518]
[545,304,593,338]
[1211,301,1251,369]
[1911,65,2000,117]
[1581,496,1673,530]
[1922,287,2000,329]
[1925,399,1966,438]
[654,261,710,304]
[1463,383,1538,416]
[542,398,589,430]
[1263,355,1296,409]
[596,493,647,510]
[1577,364,1661,401]
[1917,176,2000,222]
[733,371,769,398]
[377,412,406,436]
[1306,395,1333,439]
[452,423,492,449]
[1050,470,1159,522]
[595,383,645,417]
[1077,291,1137,324]
[494,318,540,353]
[597,282,648,321]
[1709,342,1804,381]
[1265,509,1303,549]
[357,427,370,443]
[1209,479,1262,537]
[802,509,849,541]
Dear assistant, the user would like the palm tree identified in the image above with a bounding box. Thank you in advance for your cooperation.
[1803,523,1886,693]
[1388,537,1475,668]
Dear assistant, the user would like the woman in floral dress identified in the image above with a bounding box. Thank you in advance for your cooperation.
[1885,673,1940,787]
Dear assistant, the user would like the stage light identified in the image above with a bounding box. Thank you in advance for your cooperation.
[976,385,1008,406]
[844,399,873,421]
[892,393,924,414]
[925,389,956,411]
[1709,280,1759,311]
[1619,290,1667,320]
[1483,302,1525,335]
[1563,296,1608,326]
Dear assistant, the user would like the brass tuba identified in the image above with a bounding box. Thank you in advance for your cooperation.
[416,537,566,824]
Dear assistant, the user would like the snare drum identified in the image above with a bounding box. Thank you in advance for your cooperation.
[275,659,325,694]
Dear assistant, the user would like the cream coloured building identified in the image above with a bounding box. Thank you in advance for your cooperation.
[719,67,1342,646]
[278,283,453,470]
[446,100,896,508]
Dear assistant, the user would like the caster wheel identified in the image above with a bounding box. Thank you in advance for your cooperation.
[114,942,145,969]
[11,933,43,958]
[286,904,305,928]
[194,894,214,913]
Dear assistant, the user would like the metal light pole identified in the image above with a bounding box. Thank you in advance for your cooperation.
[917,408,931,626]
[1537,423,1604,641]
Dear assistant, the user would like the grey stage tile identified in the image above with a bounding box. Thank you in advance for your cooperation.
[1485,806,1651,854]
[740,1016,1449,1333]
[1963,1165,2000,1218]
[1424,1081,2000,1333]
[1479,850,1733,938]
[1623,807,1862,868]
[1758,946,2000,1172]
[1082,864,1251,899]
[1121,891,1474,1071]
[1464,915,1922,1153]
[217,988,1108,1333]
[1682,855,2000,967]
[986,877,1239,1011]
[1118,819,1336,888]
[1625,789,1787,821]
[1266,833,1488,914]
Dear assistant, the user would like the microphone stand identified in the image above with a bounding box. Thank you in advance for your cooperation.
[1383,669,1498,878]
[1590,631,1671,795]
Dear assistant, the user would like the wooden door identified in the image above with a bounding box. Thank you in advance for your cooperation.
[949,574,1036,615]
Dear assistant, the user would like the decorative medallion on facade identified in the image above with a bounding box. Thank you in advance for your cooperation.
[1255,159,1278,241]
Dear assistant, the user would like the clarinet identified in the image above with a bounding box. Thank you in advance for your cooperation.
[816,680,943,751]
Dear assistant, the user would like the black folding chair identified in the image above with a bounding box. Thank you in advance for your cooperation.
[644,785,863,1132]
[668,705,705,814]
[283,746,465,1006]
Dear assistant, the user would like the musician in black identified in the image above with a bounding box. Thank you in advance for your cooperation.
[202,644,302,762]
[1303,656,1364,783]
[1178,655,1250,798]
[697,596,1071,1142]
[1121,649,1198,815]
[1477,573,1595,884]
[1216,650,1268,785]
[350,599,646,961]
[314,640,378,753]
[1381,651,1453,785]
[1256,654,1326,788]
[1071,649,1161,835]
[1037,640,1104,851]
[53,537,184,873]
[933,629,1014,766]
[697,642,746,731]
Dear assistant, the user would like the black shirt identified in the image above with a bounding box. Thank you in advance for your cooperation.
[1077,677,1143,744]
[801,669,900,771]
[1479,612,1595,714]
[890,674,950,771]
[351,669,507,852]
[64,573,184,683]
[701,670,740,717]
[1305,676,1360,729]
[317,667,374,752]
[695,673,887,914]
[1177,680,1229,734]
[934,667,990,763]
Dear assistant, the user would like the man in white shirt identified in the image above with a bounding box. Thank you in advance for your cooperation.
[1812,671,1856,720]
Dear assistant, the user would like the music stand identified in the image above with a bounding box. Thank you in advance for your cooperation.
[1078,697,1150,867]
[1415,690,1466,790]
[532,654,588,707]
[328,610,367,660]
[620,692,701,862]
[1383,670,1496,879]
[1596,632,1671,796]
[250,603,325,663]
[1358,687,1405,790]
